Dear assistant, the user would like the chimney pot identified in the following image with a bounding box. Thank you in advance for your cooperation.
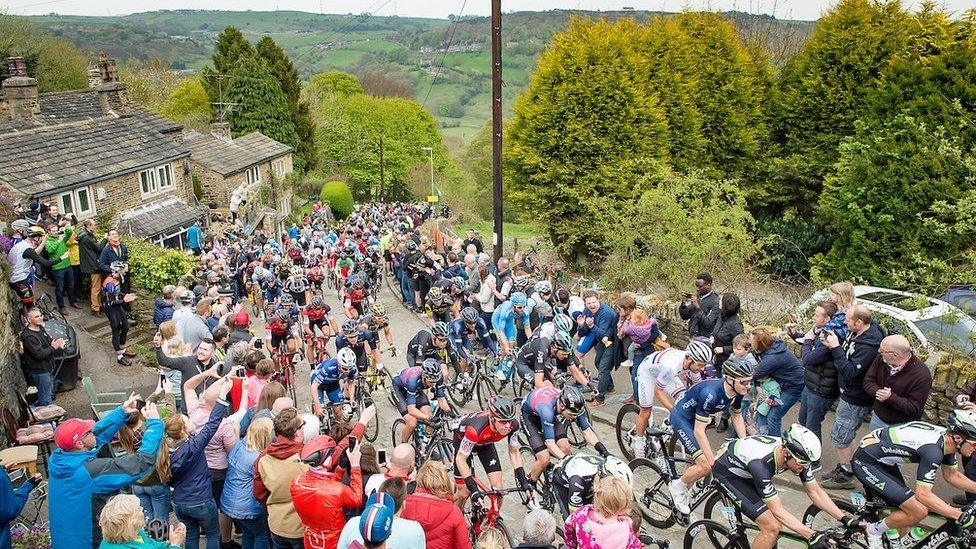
[211,122,232,141]
[98,52,118,84]
[6,57,27,78]
[2,60,39,123]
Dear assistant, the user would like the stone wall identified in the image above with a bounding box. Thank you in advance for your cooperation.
[84,157,191,220]
[191,155,291,212]
[0,262,25,448]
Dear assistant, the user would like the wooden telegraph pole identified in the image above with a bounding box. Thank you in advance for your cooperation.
[491,0,503,262]
[378,135,385,202]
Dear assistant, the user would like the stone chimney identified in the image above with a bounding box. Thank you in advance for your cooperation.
[2,57,40,123]
[96,52,131,116]
[210,121,233,142]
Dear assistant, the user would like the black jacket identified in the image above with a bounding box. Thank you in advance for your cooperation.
[679,292,720,338]
[711,313,743,371]
[20,326,55,374]
[155,347,214,404]
[830,322,884,406]
[76,229,103,275]
[801,339,839,399]
[461,237,484,254]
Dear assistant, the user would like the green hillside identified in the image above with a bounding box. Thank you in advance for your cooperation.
[29,9,814,144]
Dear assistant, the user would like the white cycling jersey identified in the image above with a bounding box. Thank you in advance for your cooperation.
[636,348,700,408]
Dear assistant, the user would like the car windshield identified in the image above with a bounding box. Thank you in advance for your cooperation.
[914,313,976,355]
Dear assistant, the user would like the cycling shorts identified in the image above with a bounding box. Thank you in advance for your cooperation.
[270,329,298,350]
[288,290,307,307]
[521,407,568,454]
[263,286,281,302]
[307,317,329,334]
[636,374,687,409]
[670,414,702,459]
[316,384,345,406]
[451,440,502,483]
[392,383,431,416]
[851,450,913,507]
[712,461,769,521]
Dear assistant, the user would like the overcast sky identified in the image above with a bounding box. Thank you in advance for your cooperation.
[1,0,972,22]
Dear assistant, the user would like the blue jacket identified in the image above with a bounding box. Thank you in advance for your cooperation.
[49,407,164,549]
[153,298,174,328]
[187,224,203,250]
[577,303,617,355]
[168,401,227,506]
[0,468,33,549]
[220,440,265,520]
[754,339,805,392]
[491,300,529,342]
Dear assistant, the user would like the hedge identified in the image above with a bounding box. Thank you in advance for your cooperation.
[320,180,354,219]
[122,238,197,294]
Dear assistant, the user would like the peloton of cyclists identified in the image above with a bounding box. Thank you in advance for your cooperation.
[392,358,453,444]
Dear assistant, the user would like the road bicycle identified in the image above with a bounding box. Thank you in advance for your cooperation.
[446,350,503,408]
[631,458,724,529]
[390,407,459,471]
[616,403,689,462]
[467,480,531,548]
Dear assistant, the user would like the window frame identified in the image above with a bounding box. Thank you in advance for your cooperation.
[57,186,96,219]
[139,163,175,197]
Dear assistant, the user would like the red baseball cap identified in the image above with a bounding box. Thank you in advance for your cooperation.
[55,418,95,451]
[234,311,250,327]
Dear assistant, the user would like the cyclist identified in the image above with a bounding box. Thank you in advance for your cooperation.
[450,306,497,374]
[274,293,300,324]
[335,248,354,290]
[453,396,529,507]
[630,341,711,458]
[405,322,461,380]
[266,308,301,358]
[521,385,611,485]
[343,276,368,318]
[514,331,586,389]
[360,302,395,353]
[335,319,377,379]
[531,313,573,342]
[528,280,555,327]
[283,266,310,306]
[392,358,452,444]
[310,348,358,420]
[424,286,454,326]
[711,424,851,549]
[552,453,633,520]
[302,295,337,359]
[668,355,751,514]
[492,291,532,356]
[851,411,976,549]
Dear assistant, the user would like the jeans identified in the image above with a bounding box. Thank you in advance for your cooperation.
[234,516,270,549]
[28,371,54,406]
[71,265,83,302]
[269,533,304,549]
[762,386,802,437]
[869,412,890,431]
[133,484,171,523]
[595,341,615,400]
[52,267,74,308]
[174,500,220,549]
[797,390,836,442]
[399,271,412,303]
[630,347,648,398]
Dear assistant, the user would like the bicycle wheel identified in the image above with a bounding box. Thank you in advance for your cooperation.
[629,457,676,529]
[391,418,405,447]
[447,368,472,407]
[802,498,869,549]
[358,394,379,443]
[476,374,499,410]
[616,402,641,462]
[684,519,746,549]
[493,518,517,549]
[567,410,589,449]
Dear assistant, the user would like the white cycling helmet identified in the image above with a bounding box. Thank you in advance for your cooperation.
[685,340,713,366]
[600,455,634,488]
[782,423,821,465]
[300,413,321,442]
[336,347,357,371]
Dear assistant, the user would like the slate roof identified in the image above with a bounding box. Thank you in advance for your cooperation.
[0,115,189,196]
[0,88,181,136]
[118,195,207,238]
[184,130,292,176]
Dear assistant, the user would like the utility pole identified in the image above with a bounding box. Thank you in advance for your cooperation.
[378,135,385,202]
[491,0,504,262]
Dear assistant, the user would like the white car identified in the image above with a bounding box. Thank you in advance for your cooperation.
[796,285,976,357]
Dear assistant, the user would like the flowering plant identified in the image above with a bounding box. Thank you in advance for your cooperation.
[11,523,51,549]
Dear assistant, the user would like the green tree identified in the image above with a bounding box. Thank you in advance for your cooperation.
[319,180,354,218]
[0,15,87,92]
[306,71,365,103]
[162,77,211,129]
[225,56,303,171]
[255,35,317,172]
[202,26,254,105]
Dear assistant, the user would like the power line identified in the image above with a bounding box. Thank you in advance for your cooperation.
[421,0,468,108]
[289,0,392,72]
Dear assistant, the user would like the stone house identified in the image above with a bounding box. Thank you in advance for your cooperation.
[184,126,294,236]
[0,55,207,249]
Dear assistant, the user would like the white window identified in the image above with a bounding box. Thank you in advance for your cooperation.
[246,166,261,186]
[58,186,96,219]
[139,164,175,196]
[272,158,287,179]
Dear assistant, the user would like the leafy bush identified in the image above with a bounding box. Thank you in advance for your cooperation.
[756,212,832,284]
[123,238,197,294]
[319,180,354,219]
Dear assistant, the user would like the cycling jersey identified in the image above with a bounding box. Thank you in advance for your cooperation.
[552,453,604,519]
[405,330,460,370]
[514,337,580,384]
[303,305,331,323]
[450,317,497,359]
[531,321,558,342]
[452,411,519,480]
[636,348,698,408]
[335,329,372,370]
[713,435,817,520]
[310,358,355,405]
[851,422,957,506]
[360,313,390,342]
[392,366,446,415]
[283,276,308,294]
[669,379,742,458]
[521,387,591,453]
[492,300,530,342]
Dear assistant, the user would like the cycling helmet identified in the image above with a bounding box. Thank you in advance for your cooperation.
[370,302,387,316]
[551,331,574,354]
[25,226,45,238]
[513,275,531,291]
[291,267,304,277]
[431,321,450,339]
[534,280,553,295]
[946,410,976,440]
[352,278,365,289]
[487,396,518,422]
[553,314,572,334]
[300,434,337,468]
[782,423,821,465]
[600,455,634,488]
[722,355,755,379]
[178,290,194,304]
[685,340,713,366]
[510,292,528,307]
[421,358,442,381]
[280,294,295,307]
[311,295,325,307]
[274,309,288,322]
[110,261,127,274]
[427,286,444,302]
[341,319,359,336]
[336,348,357,371]
[559,385,586,417]
[10,219,29,233]
[460,307,479,324]
[405,240,418,251]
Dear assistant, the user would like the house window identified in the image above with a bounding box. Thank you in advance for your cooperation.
[246,166,261,186]
[272,158,287,179]
[58,186,96,219]
[139,164,175,196]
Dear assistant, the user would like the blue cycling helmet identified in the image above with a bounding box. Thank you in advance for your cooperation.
[511,292,528,307]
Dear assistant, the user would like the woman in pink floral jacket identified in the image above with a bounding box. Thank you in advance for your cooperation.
[564,477,642,549]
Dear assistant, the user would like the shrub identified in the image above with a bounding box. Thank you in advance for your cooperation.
[319,180,354,219]
[123,238,197,294]
[756,212,832,284]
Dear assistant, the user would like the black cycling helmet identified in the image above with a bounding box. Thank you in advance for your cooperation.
[487,396,517,422]
[405,240,418,251]
[280,294,295,307]
[341,319,359,336]
[559,386,586,417]
[310,295,324,307]
[274,309,288,322]
[550,332,574,354]
[460,307,479,324]
[722,355,755,379]
[421,358,442,381]
[431,321,450,339]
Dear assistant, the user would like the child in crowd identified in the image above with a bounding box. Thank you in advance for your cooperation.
[729,334,761,434]
[248,358,276,407]
[753,376,782,435]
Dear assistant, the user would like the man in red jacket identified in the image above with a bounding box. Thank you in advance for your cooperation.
[291,435,364,549]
